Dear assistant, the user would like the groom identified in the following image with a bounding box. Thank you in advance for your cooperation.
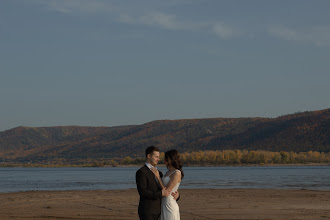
[136,146,180,220]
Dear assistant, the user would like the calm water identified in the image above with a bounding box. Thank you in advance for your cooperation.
[0,166,329,193]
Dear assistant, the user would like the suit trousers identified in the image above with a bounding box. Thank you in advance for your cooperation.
[139,213,160,220]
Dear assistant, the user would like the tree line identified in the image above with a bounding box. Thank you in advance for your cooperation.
[115,150,330,166]
[1,150,329,167]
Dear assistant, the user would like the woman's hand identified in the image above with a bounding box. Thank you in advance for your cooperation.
[151,167,160,179]
[151,167,166,190]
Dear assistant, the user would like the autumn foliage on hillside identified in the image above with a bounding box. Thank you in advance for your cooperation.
[117,150,330,166]
[0,109,329,164]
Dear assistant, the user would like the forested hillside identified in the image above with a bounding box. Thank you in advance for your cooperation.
[0,109,329,164]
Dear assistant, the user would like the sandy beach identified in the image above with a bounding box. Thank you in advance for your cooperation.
[0,189,329,220]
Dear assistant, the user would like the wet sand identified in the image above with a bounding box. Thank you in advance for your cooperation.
[0,189,329,220]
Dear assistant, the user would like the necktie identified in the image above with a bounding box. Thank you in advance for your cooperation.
[153,167,161,188]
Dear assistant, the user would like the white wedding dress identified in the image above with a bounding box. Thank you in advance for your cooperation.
[160,170,181,220]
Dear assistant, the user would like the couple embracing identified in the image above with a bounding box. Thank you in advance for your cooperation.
[136,146,184,220]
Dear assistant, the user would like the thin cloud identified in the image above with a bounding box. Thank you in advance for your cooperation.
[119,12,205,31]
[213,23,234,39]
[139,12,187,30]
[119,12,180,30]
[29,0,237,40]
[269,26,330,47]
[32,0,115,14]
[119,12,237,40]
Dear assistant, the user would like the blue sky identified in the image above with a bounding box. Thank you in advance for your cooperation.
[1,0,329,131]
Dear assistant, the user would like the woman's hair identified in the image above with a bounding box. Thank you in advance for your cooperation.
[165,149,184,179]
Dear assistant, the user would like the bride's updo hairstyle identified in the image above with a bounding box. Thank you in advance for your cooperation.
[165,149,184,179]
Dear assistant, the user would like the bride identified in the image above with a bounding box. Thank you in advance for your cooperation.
[152,149,184,220]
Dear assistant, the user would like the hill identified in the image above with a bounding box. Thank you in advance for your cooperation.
[0,109,329,163]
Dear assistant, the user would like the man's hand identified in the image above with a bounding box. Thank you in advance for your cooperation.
[162,188,171,197]
[172,191,180,200]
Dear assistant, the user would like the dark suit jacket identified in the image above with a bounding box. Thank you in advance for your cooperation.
[136,165,163,216]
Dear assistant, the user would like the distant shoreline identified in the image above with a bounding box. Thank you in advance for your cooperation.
[117,163,330,168]
[1,162,329,168]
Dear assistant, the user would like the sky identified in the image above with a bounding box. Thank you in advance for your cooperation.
[1,0,330,131]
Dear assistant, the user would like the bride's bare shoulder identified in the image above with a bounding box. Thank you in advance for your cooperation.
[171,170,182,180]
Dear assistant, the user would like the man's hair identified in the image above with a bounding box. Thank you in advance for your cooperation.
[145,146,160,158]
